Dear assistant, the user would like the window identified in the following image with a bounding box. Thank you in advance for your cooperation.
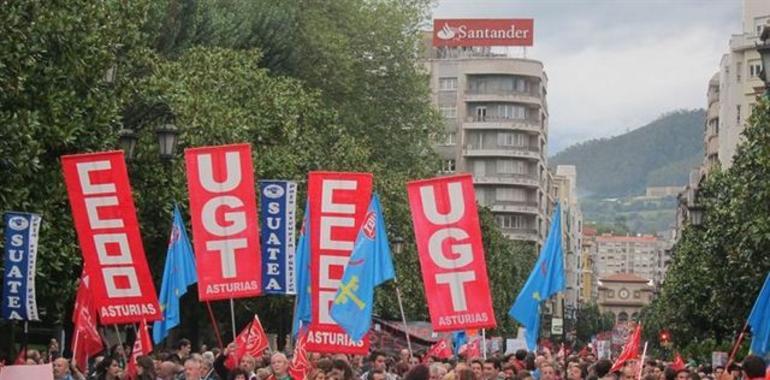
[749,61,762,78]
[634,291,641,299]
[439,77,457,91]
[441,159,455,173]
[737,62,742,82]
[737,105,742,124]
[498,104,527,120]
[475,106,487,121]
[441,132,456,146]
[439,105,457,119]
[497,159,526,175]
[495,214,524,229]
[498,133,527,147]
[608,290,615,298]
[496,187,526,202]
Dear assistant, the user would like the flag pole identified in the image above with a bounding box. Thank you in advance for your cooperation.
[229,299,237,340]
[394,284,413,359]
[206,302,224,350]
[637,341,648,380]
[22,320,29,362]
[482,328,487,359]
[112,324,128,367]
[726,321,749,370]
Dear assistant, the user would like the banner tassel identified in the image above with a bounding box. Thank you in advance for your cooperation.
[394,284,413,359]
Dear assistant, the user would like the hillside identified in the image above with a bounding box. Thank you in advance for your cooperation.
[551,109,705,198]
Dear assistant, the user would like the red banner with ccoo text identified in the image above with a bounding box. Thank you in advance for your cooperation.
[407,174,496,332]
[61,151,161,324]
[185,144,262,301]
[305,171,372,354]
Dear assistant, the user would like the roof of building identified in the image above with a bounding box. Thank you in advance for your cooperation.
[595,234,658,243]
[583,227,597,237]
[599,273,652,283]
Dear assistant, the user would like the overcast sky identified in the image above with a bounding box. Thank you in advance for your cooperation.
[431,0,742,154]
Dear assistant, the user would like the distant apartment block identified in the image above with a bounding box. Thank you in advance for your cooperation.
[423,35,551,244]
[595,234,670,287]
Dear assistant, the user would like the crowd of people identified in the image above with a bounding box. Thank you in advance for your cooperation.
[1,337,767,380]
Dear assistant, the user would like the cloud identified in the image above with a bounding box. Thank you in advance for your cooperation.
[431,0,741,153]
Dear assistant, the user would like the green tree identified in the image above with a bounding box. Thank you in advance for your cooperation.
[574,303,614,346]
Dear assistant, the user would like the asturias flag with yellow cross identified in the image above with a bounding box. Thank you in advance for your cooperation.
[508,202,565,350]
[330,193,395,341]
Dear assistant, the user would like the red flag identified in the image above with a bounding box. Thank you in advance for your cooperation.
[425,340,453,360]
[289,329,312,380]
[185,144,262,301]
[61,151,161,324]
[610,324,642,373]
[671,353,685,371]
[407,174,496,332]
[305,171,373,354]
[125,320,153,380]
[463,337,481,359]
[235,315,269,360]
[71,272,104,372]
[14,346,26,365]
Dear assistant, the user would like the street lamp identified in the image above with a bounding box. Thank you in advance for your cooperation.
[392,236,404,254]
[689,206,704,227]
[119,102,179,161]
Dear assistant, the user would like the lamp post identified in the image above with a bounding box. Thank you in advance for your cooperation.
[391,236,404,254]
[118,102,179,161]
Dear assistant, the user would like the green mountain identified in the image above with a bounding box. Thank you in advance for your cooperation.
[551,109,705,198]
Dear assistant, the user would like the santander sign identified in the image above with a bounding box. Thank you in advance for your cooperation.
[432,19,533,47]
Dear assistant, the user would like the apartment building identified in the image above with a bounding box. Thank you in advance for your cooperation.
[423,37,551,243]
[580,227,599,302]
[595,234,659,282]
[551,166,583,312]
[704,73,721,174]
[716,0,770,169]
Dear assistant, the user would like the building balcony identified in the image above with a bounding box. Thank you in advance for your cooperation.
[706,137,719,155]
[463,89,542,106]
[463,117,541,133]
[463,145,541,160]
[501,228,540,242]
[473,174,540,187]
[489,201,539,215]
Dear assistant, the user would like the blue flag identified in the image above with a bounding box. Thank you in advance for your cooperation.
[453,331,467,356]
[153,204,198,344]
[508,203,565,351]
[330,194,395,341]
[748,273,770,357]
[292,200,312,337]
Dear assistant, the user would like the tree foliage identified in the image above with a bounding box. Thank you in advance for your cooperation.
[641,97,770,356]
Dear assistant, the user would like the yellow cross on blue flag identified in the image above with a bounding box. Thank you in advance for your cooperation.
[292,200,312,337]
[153,204,198,344]
[330,193,395,341]
[508,203,565,351]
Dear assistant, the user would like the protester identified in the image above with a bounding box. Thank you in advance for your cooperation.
[266,353,292,380]
[741,355,766,380]
[158,361,179,380]
[360,352,394,380]
[184,357,205,380]
[135,355,156,380]
[94,356,123,380]
[174,339,193,365]
[53,357,76,380]
[482,359,502,380]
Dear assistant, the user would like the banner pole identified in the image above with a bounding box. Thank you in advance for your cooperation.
[112,324,128,367]
[394,284,413,359]
[229,299,237,340]
[206,302,224,350]
[23,320,29,361]
[482,328,487,359]
[637,341,648,380]
[726,321,749,370]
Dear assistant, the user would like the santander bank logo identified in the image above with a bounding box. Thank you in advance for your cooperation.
[436,23,457,40]
[432,19,534,47]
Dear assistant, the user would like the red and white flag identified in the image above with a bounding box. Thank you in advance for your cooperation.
[610,324,642,373]
[305,171,373,354]
[235,315,269,360]
[185,144,262,301]
[462,337,482,359]
[671,353,685,371]
[61,151,161,324]
[125,319,153,380]
[71,271,104,372]
[425,340,453,360]
[407,174,496,332]
[289,330,312,380]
